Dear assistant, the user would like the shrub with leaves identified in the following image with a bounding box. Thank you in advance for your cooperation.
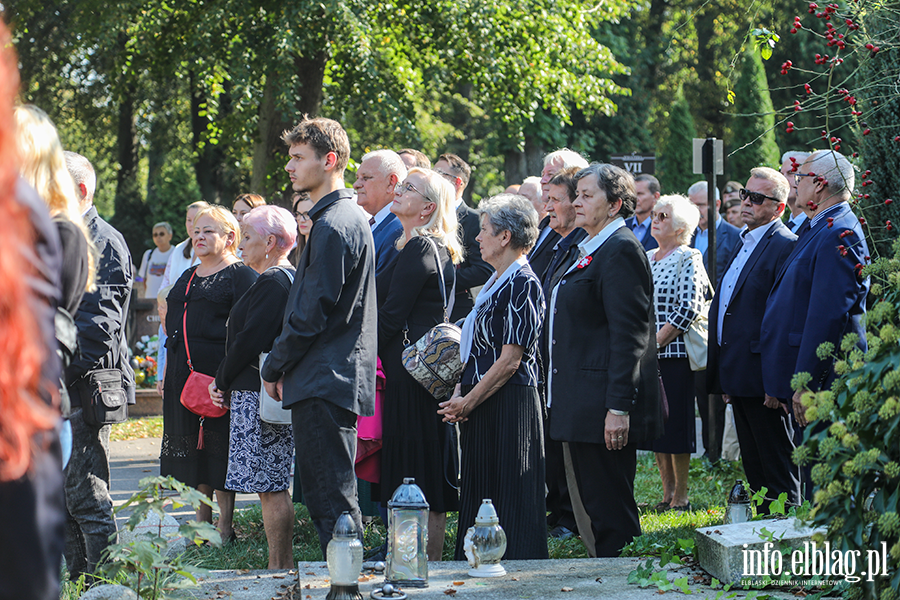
[794,239,900,599]
[99,476,221,600]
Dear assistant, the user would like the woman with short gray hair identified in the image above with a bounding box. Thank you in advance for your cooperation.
[439,193,548,560]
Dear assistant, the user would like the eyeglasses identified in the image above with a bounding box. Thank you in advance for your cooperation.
[433,169,458,183]
[793,172,817,185]
[739,188,780,205]
[152,232,169,237]
[395,181,434,203]
[651,211,669,222]
[294,211,311,221]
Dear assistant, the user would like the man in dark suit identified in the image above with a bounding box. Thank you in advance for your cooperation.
[760,150,869,500]
[529,149,589,279]
[262,117,377,556]
[547,164,664,557]
[434,153,492,322]
[708,167,800,509]
[63,152,135,580]
[353,149,406,307]
[625,174,660,251]
[688,180,740,462]
[538,167,587,541]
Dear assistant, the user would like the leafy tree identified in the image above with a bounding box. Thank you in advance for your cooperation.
[656,89,697,195]
[728,49,781,181]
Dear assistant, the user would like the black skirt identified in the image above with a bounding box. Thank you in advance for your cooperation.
[643,357,696,455]
[454,383,548,560]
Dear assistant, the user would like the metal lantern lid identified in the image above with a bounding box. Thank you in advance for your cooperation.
[333,511,359,539]
[728,480,751,504]
[474,499,499,526]
[388,478,429,509]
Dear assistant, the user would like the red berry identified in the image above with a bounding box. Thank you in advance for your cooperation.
[886,199,894,205]
[864,128,871,135]
[791,27,798,33]
[866,43,874,50]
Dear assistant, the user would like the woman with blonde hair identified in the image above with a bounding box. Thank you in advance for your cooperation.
[14,104,94,309]
[160,205,257,541]
[378,168,462,560]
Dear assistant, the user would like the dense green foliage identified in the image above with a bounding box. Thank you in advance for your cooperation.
[728,49,781,177]
[656,91,697,195]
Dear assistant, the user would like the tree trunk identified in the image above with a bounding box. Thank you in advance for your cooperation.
[251,51,328,206]
[504,150,526,187]
[190,70,220,204]
[524,133,545,179]
[111,70,148,259]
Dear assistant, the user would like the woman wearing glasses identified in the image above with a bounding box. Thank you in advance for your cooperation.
[645,194,710,512]
[289,192,314,267]
[378,168,463,561]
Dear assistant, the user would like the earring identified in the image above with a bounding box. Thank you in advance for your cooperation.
[265,252,269,260]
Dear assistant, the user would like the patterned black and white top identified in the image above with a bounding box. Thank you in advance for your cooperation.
[460,265,545,387]
[648,246,710,359]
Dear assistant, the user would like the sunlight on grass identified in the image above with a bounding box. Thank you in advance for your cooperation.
[110,416,164,442]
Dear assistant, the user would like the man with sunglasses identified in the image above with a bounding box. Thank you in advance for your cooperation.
[760,150,869,502]
[708,167,800,511]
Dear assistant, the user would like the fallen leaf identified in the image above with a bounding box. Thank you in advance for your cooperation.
[273,575,285,579]
[242,587,248,591]
[511,577,519,581]
[306,572,316,576]
[443,590,457,596]
[562,587,574,592]
[452,581,465,586]
[595,577,603,583]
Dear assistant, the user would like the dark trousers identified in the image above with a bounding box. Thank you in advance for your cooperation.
[64,408,116,578]
[731,396,801,510]
[544,413,577,533]
[292,398,363,559]
[566,441,640,557]
[696,372,725,461]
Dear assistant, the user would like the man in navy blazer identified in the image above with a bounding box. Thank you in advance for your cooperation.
[624,174,660,251]
[708,167,800,509]
[353,150,406,307]
[761,150,869,428]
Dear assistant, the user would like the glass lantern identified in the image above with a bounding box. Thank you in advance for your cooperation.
[386,477,429,588]
[326,512,364,600]
[463,499,508,577]
[724,479,752,524]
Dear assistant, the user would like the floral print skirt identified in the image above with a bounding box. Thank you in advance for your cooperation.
[225,390,294,493]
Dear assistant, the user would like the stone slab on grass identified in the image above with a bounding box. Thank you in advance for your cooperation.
[695,518,826,585]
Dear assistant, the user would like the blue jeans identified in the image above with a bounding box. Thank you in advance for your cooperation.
[292,398,363,558]
[63,408,116,578]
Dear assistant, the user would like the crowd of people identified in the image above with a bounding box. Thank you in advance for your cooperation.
[0,17,871,596]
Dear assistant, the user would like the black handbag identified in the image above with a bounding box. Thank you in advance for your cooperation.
[79,368,128,426]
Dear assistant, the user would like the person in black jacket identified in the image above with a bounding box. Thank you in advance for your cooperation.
[261,117,378,557]
[546,164,664,558]
[64,151,135,580]
[210,205,298,568]
[434,153,492,321]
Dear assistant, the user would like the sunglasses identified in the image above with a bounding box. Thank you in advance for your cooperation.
[152,232,169,237]
[739,188,780,205]
[651,211,669,222]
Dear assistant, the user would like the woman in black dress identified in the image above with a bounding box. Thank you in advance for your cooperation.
[209,205,297,568]
[160,205,257,540]
[378,167,463,561]
[438,194,548,560]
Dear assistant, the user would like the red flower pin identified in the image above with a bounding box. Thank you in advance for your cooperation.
[576,255,592,269]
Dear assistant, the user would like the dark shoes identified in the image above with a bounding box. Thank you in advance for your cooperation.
[549,525,575,540]
[670,502,692,512]
[653,500,691,513]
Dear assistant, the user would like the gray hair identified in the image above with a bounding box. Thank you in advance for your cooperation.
[805,150,855,199]
[574,163,636,219]
[654,194,700,246]
[518,176,542,204]
[361,149,408,181]
[479,193,540,252]
[781,150,810,165]
[64,151,96,201]
[152,221,174,235]
[687,180,720,200]
[749,167,789,203]
[543,148,589,171]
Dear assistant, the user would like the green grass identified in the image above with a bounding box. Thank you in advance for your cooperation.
[109,416,164,442]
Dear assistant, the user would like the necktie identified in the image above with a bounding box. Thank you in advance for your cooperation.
[368,216,376,228]
[796,219,811,240]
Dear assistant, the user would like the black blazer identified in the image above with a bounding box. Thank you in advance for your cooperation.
[527,217,561,281]
[450,203,492,321]
[707,221,796,397]
[547,226,664,445]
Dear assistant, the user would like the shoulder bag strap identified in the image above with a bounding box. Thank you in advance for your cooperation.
[183,270,197,372]
[423,236,452,322]
[268,265,296,285]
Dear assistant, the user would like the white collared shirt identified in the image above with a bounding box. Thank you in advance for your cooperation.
[786,211,808,233]
[546,217,626,408]
[716,220,778,344]
[370,202,394,230]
